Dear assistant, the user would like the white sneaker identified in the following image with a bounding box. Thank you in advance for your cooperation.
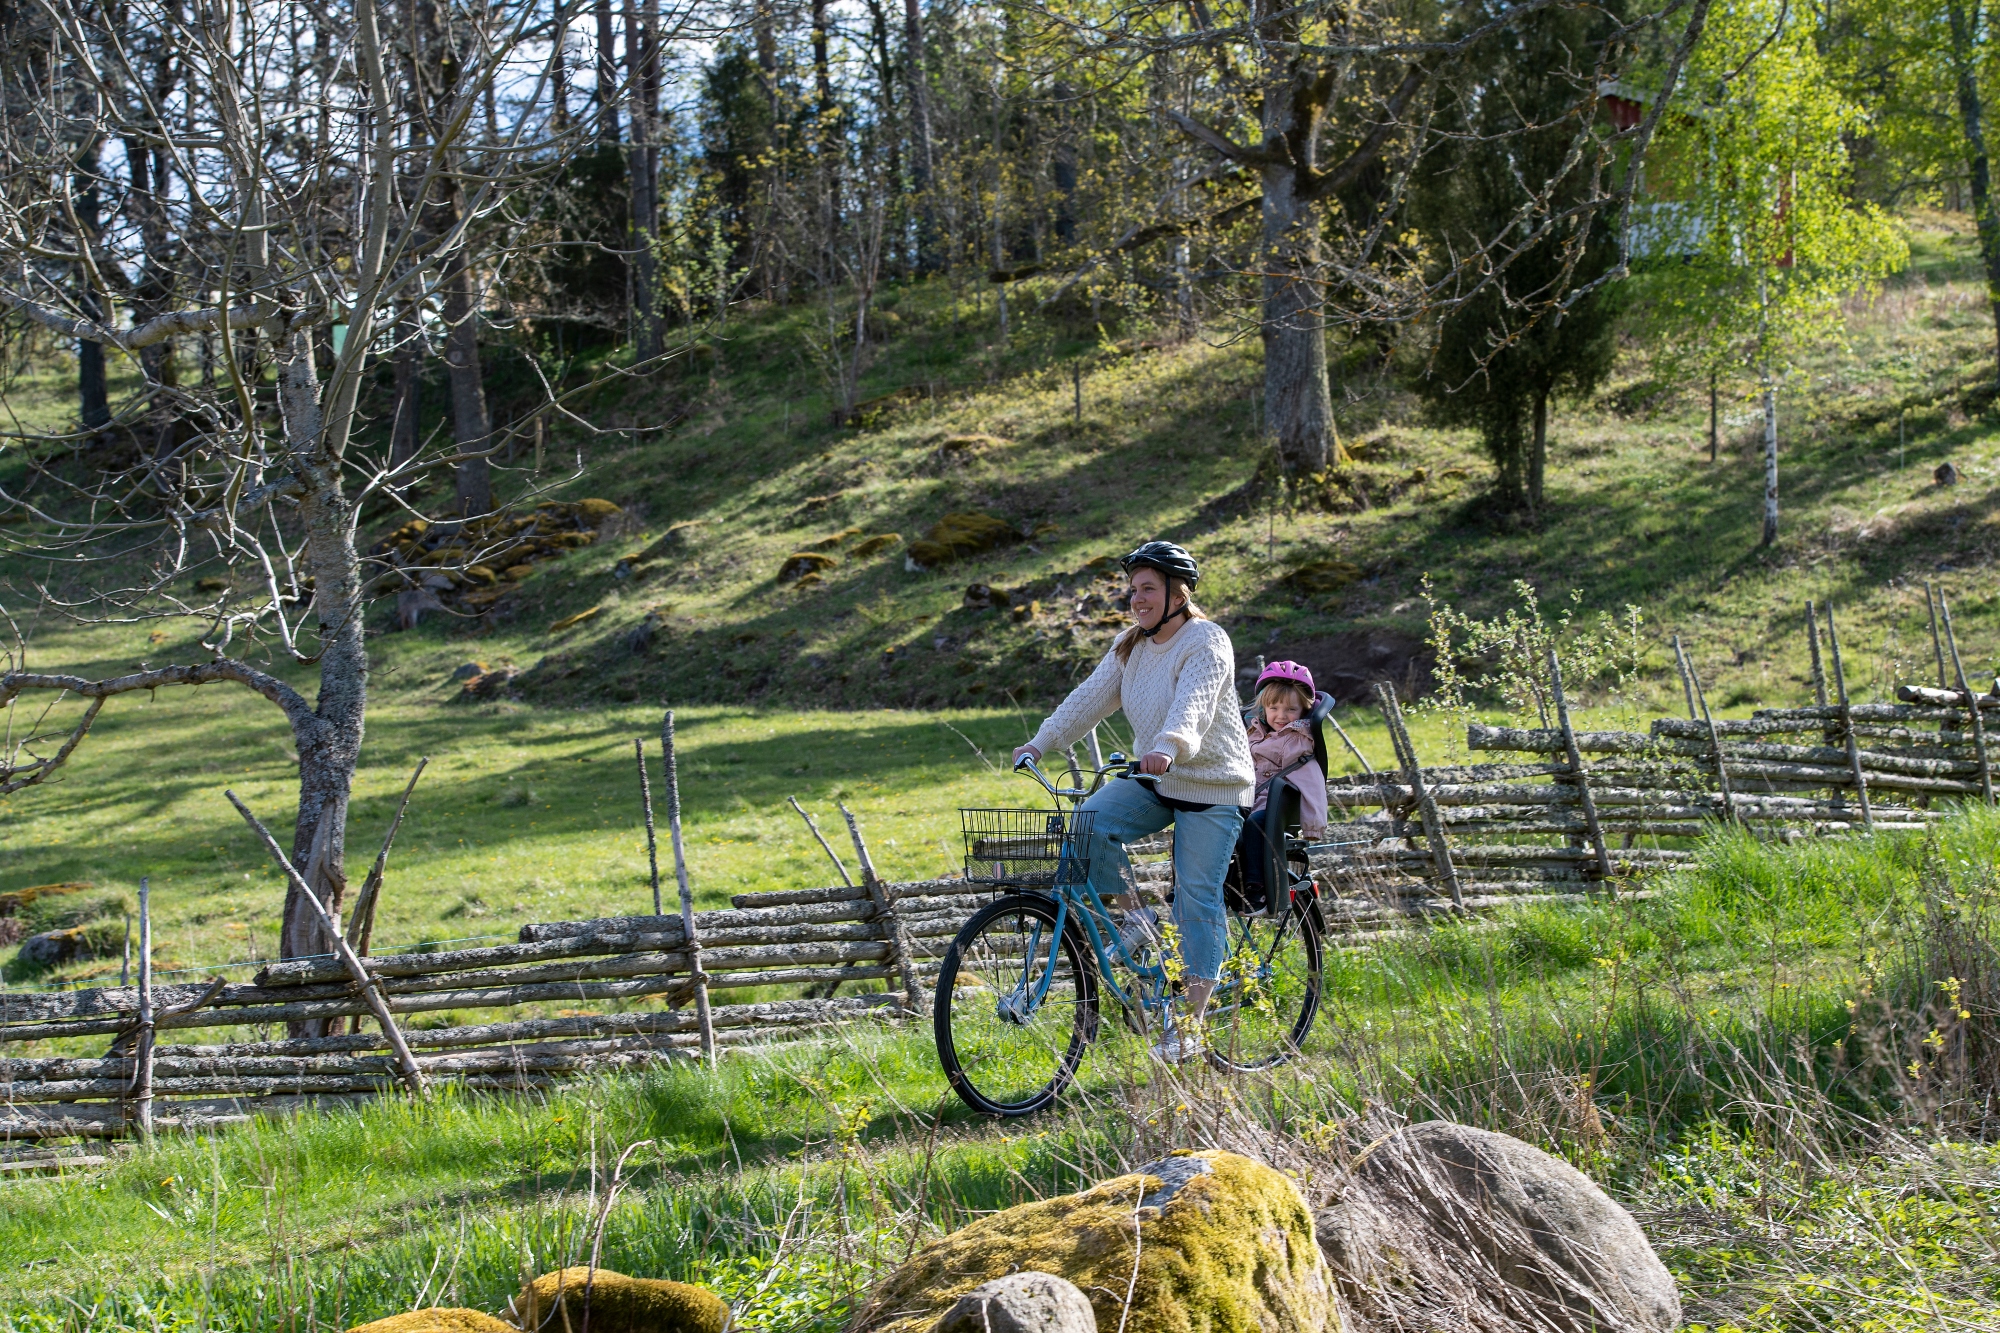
[1150,1026,1206,1066]
[1116,907,1160,956]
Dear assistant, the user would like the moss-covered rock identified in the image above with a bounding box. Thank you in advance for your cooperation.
[780,551,839,582]
[853,1150,1337,1333]
[851,533,902,558]
[515,1268,728,1333]
[905,512,1018,569]
[344,1308,514,1333]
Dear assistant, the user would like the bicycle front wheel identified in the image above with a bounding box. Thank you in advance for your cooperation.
[935,894,1100,1116]
[1204,895,1325,1072]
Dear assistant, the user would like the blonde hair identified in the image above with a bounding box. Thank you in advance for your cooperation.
[1258,680,1312,714]
[1114,575,1205,662]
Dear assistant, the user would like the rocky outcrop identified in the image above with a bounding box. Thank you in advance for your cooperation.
[853,1149,1335,1333]
[1318,1121,1680,1333]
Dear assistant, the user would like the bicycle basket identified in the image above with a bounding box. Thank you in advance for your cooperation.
[960,808,1094,890]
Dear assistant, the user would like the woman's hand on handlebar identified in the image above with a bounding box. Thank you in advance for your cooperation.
[1012,744,1043,770]
[1138,750,1174,776]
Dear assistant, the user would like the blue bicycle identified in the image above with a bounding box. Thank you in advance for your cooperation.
[936,752,1327,1116]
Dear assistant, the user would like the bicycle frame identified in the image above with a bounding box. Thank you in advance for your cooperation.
[1008,754,1174,1014]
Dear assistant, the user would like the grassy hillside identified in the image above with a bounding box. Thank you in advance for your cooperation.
[5,212,2000,1331]
[327,206,2000,717]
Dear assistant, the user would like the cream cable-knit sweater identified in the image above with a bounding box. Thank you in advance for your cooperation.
[1028,618,1255,807]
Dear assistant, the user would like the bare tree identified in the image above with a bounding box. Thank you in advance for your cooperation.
[0,0,607,997]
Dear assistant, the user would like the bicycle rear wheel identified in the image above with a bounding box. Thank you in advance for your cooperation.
[1204,895,1324,1072]
[935,894,1099,1116]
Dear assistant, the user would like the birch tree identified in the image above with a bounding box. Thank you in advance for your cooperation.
[1644,0,1907,546]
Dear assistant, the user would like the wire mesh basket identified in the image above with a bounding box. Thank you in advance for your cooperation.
[960,808,1095,890]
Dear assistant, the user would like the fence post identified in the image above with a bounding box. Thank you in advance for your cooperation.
[1687,660,1738,827]
[636,739,662,916]
[1805,601,1828,709]
[1373,683,1462,910]
[1926,582,1949,689]
[132,876,154,1140]
[1546,651,1614,889]
[841,803,927,1011]
[662,712,716,1064]
[1672,635,1698,720]
[1823,604,1874,832]
[1940,597,1995,805]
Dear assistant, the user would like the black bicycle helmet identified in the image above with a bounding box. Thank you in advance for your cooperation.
[1120,540,1200,588]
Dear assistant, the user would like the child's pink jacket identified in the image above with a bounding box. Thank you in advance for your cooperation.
[1246,716,1328,837]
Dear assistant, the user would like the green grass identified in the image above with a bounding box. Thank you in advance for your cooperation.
[3,811,1998,1330]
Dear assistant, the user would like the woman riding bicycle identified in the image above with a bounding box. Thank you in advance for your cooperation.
[1011,540,1252,1063]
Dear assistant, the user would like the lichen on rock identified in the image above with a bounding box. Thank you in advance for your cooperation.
[852,1149,1336,1333]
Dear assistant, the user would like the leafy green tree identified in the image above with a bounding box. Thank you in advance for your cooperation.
[1642,0,1907,546]
[1410,3,1626,516]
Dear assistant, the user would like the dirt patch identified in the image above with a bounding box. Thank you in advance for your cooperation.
[1234,628,1435,705]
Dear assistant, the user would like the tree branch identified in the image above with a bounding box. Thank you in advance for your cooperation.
[0,285,317,352]
[1,660,318,795]
[1305,63,1432,200]
[1163,108,1269,164]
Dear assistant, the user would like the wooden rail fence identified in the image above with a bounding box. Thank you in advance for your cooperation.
[3,594,1992,1140]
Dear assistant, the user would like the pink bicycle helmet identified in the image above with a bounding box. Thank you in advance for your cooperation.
[1255,660,1315,695]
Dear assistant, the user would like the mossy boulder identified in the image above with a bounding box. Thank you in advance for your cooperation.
[515,1267,728,1333]
[853,1150,1336,1333]
[780,551,840,582]
[851,533,902,558]
[905,512,1018,570]
[1283,559,1363,597]
[574,498,626,528]
[345,1309,515,1333]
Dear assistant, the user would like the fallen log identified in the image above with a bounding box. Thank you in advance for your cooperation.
[1897,684,2000,709]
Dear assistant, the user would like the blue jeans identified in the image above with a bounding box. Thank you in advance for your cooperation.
[1075,777,1243,981]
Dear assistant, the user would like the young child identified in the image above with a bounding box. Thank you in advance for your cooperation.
[1237,661,1328,909]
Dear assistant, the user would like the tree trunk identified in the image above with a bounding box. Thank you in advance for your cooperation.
[1259,164,1336,475]
[1947,0,2000,384]
[442,223,493,517]
[272,323,369,1037]
[754,0,778,109]
[74,140,109,434]
[625,0,662,363]
[551,0,570,128]
[1529,387,1549,512]
[901,0,938,271]
[1708,369,1718,462]
[1760,374,1779,547]
[594,0,620,143]
[390,300,421,478]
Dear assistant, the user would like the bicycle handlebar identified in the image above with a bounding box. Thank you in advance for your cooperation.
[1013,750,1161,801]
